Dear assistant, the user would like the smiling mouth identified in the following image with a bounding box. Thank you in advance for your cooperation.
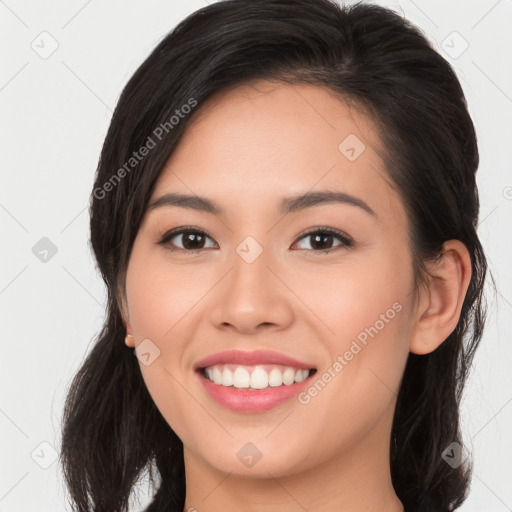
[198,364,318,390]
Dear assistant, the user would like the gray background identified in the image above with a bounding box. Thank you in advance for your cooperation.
[1,0,511,510]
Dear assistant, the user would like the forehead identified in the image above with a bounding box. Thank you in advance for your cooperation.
[150,80,404,225]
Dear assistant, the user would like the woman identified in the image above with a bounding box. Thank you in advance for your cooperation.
[60,1,489,511]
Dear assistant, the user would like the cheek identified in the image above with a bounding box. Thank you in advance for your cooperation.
[124,245,203,441]
[125,243,205,340]
[296,250,412,401]
[289,249,411,342]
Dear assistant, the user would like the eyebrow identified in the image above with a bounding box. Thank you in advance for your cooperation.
[148,190,376,217]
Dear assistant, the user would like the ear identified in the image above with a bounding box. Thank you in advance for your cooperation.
[118,292,135,348]
[409,240,472,355]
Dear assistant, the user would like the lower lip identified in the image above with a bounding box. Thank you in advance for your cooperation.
[196,370,316,413]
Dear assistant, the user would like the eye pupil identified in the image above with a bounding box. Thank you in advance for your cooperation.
[311,233,333,250]
[183,232,205,250]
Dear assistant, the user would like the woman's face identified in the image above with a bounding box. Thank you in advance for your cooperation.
[124,80,418,479]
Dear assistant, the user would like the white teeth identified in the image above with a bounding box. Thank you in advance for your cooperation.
[250,367,268,389]
[203,364,312,390]
[294,368,306,383]
[221,367,234,386]
[282,367,296,385]
[233,367,250,388]
[213,366,222,385]
[268,368,283,387]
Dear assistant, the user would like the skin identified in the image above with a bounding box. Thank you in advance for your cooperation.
[121,80,472,512]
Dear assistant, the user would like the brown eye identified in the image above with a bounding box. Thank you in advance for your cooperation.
[157,228,217,251]
[293,227,353,252]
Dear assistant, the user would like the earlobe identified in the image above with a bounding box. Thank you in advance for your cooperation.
[124,318,135,347]
[409,240,472,355]
[118,294,135,347]
[125,333,135,347]
[123,316,135,347]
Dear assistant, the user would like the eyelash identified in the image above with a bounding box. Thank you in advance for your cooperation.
[156,225,354,254]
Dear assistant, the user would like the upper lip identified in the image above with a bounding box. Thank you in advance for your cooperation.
[194,349,316,370]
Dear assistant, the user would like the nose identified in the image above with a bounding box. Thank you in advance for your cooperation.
[209,243,295,334]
